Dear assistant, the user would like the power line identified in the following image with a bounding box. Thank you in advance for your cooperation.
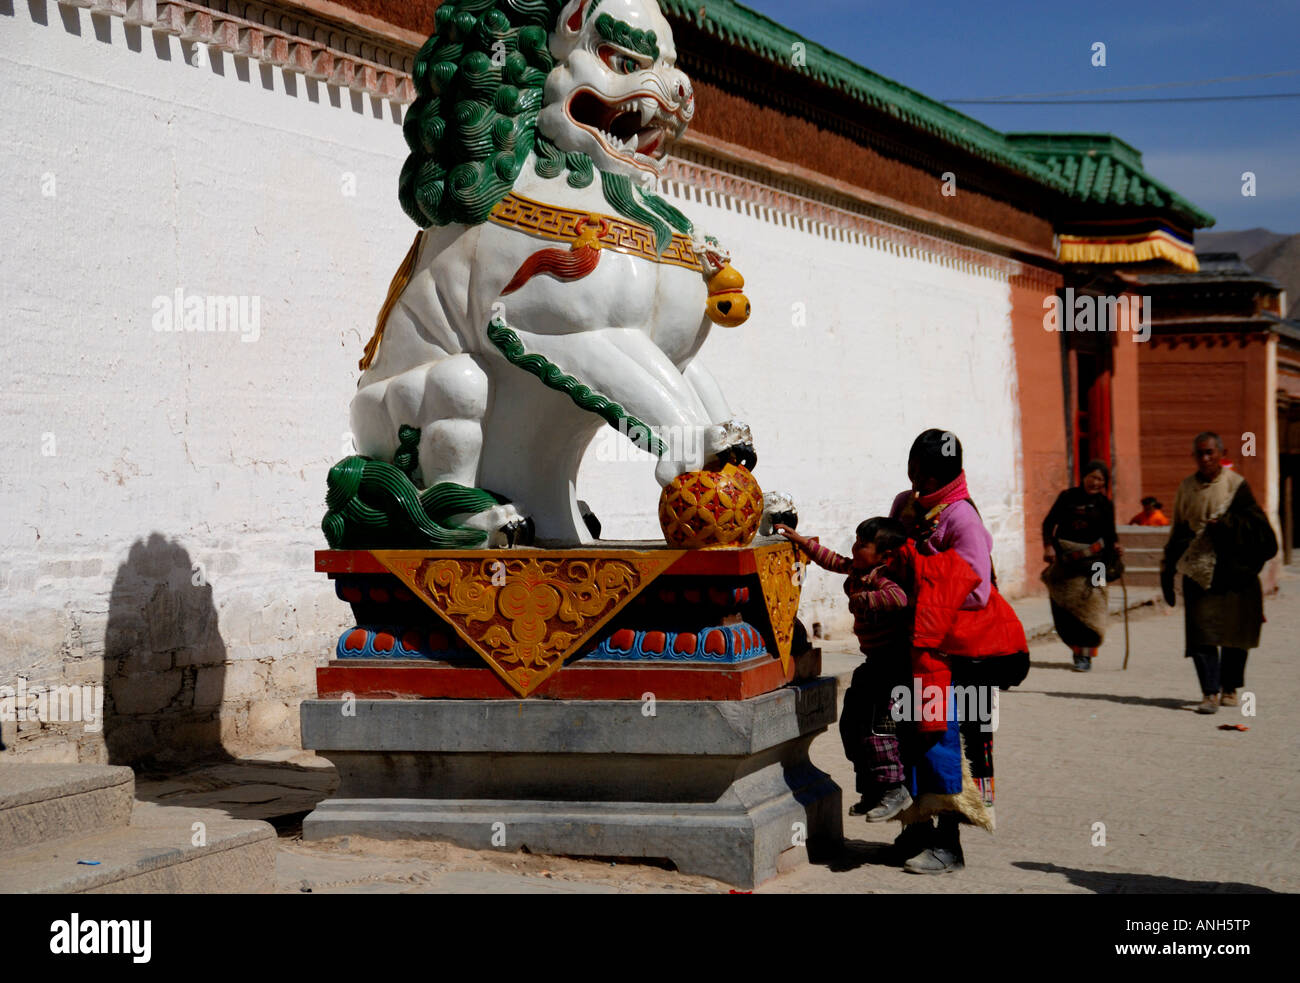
[944,68,1300,102]
[947,92,1300,105]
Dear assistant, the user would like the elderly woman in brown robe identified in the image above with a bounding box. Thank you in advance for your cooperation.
[1041,460,1121,672]
[1163,433,1277,714]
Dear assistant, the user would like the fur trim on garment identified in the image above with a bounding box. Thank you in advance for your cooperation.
[1041,538,1110,639]
[896,744,994,833]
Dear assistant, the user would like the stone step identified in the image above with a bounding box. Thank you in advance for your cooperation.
[1118,526,1171,545]
[0,801,277,893]
[1123,552,1164,571]
[1123,546,1164,559]
[0,764,134,853]
[1117,527,1166,589]
[1121,566,1162,588]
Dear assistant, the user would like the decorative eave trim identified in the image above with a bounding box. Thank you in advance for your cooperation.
[272,0,426,48]
[54,0,1053,289]
[60,0,417,102]
[1060,229,1199,273]
[663,148,1054,283]
[1147,331,1272,349]
[74,1,1211,241]
[673,131,1058,268]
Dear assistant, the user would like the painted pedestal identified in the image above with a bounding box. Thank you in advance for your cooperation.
[299,539,842,888]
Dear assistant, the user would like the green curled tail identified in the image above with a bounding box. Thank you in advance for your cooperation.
[322,455,508,549]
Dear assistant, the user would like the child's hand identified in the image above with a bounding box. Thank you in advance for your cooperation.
[774,524,807,549]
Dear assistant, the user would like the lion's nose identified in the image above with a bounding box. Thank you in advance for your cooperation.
[672,77,694,116]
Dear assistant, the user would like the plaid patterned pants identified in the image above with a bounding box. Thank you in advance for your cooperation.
[840,657,907,794]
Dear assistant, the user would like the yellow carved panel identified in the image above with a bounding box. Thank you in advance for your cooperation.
[371,550,683,697]
[754,542,803,674]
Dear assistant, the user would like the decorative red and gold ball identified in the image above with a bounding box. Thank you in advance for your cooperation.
[658,463,763,549]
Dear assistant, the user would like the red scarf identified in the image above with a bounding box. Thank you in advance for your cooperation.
[916,471,970,512]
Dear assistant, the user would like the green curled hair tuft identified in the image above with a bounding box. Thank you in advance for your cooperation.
[400,0,575,228]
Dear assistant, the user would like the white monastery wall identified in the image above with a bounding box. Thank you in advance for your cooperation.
[1,4,408,761]
[0,2,1026,761]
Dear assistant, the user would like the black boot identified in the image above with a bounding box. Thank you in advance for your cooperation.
[904,815,965,874]
[892,818,933,861]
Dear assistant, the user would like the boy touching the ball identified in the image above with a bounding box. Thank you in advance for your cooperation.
[777,518,914,821]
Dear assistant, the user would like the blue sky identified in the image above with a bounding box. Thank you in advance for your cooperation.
[739,0,1300,235]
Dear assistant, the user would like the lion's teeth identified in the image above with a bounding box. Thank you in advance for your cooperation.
[597,127,638,154]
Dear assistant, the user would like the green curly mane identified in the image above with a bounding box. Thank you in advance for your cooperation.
[400,0,594,228]
[399,0,693,240]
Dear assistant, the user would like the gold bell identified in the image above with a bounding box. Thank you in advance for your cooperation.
[705,263,751,327]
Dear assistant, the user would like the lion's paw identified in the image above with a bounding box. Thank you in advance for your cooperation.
[759,491,798,536]
[703,418,757,472]
[457,503,534,548]
[492,516,536,549]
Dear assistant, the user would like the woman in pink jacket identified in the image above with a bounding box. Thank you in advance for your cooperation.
[889,429,1028,874]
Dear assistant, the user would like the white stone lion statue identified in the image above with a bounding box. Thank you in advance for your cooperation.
[339,0,755,548]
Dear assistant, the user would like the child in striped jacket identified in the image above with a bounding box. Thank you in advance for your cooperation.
[777,517,915,822]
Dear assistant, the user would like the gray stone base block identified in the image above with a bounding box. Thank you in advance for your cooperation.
[301,678,842,888]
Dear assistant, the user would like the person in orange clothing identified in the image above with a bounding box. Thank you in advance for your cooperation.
[1129,496,1170,526]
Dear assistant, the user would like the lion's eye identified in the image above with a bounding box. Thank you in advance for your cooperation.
[600,48,641,74]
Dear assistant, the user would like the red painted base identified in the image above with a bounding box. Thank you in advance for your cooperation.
[317,654,804,702]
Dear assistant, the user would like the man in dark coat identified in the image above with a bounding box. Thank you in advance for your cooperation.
[1162,432,1277,714]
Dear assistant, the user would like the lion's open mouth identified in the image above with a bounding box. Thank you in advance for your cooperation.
[568,89,679,162]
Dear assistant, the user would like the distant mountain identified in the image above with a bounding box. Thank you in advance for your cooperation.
[1195,228,1290,258]
[1249,234,1300,319]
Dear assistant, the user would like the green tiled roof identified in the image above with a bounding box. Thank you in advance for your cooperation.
[1006,133,1215,228]
[660,0,1215,228]
[659,0,1072,192]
